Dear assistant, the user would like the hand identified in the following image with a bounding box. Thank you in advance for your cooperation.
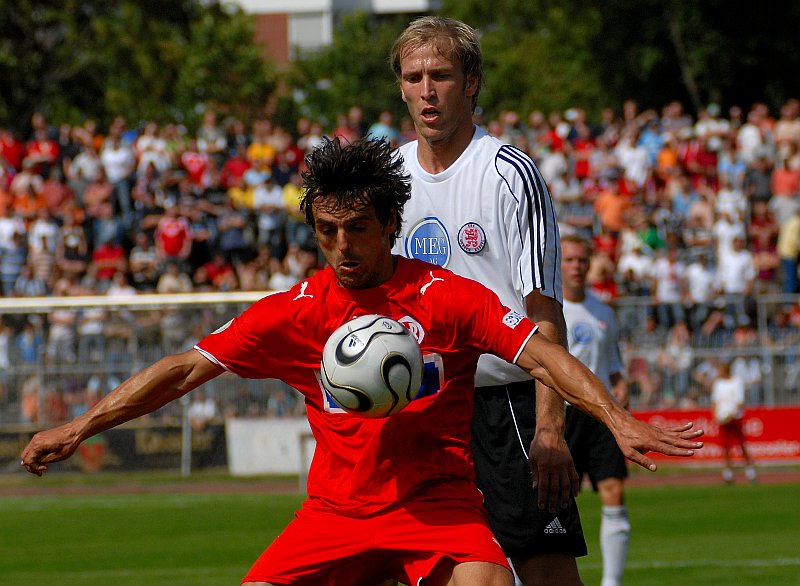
[20,425,81,477]
[612,418,704,472]
[529,428,580,513]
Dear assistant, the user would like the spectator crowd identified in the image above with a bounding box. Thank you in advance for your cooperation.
[2,97,800,419]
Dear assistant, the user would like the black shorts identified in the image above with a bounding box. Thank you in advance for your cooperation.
[471,381,587,559]
[565,405,628,490]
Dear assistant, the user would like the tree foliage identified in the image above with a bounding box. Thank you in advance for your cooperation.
[437,0,800,118]
[0,0,275,132]
[2,0,798,135]
[286,12,409,128]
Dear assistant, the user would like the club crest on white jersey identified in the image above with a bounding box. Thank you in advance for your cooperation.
[404,217,450,267]
[458,222,486,254]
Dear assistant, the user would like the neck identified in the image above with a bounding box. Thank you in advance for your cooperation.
[564,287,586,303]
[416,123,475,174]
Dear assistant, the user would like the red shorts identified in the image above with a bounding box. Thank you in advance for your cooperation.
[241,485,510,585]
[719,418,746,450]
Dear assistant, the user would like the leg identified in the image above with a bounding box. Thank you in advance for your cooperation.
[473,387,587,586]
[432,561,512,586]
[597,478,630,586]
[740,440,757,482]
[511,554,583,586]
[721,445,734,483]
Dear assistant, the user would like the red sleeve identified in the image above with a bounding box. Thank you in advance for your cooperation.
[195,291,311,379]
[431,268,537,364]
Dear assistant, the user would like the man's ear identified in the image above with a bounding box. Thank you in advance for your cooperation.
[465,74,479,98]
[385,209,398,236]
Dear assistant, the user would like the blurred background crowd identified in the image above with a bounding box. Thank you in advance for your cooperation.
[1,95,799,423]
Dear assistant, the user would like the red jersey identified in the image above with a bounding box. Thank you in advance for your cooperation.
[155,216,191,257]
[196,257,536,515]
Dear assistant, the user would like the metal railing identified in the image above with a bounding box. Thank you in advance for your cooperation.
[1,290,798,429]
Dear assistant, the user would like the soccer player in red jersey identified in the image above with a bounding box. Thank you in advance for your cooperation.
[21,138,703,586]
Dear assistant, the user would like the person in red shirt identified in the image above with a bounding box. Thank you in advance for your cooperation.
[154,203,193,266]
[23,128,60,177]
[0,126,25,172]
[21,138,702,586]
[218,144,252,190]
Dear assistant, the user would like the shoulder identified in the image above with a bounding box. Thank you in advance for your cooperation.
[401,256,490,294]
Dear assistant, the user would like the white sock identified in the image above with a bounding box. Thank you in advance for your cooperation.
[601,505,630,586]
[745,466,757,481]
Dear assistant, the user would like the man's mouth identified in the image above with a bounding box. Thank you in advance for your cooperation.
[339,259,360,270]
[420,107,440,122]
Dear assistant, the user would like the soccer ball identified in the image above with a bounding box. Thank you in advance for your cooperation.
[321,315,424,418]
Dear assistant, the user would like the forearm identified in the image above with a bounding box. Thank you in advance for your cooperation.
[520,335,629,432]
[527,294,568,434]
[68,350,219,443]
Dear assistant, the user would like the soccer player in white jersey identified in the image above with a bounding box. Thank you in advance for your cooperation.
[561,232,630,586]
[391,16,585,585]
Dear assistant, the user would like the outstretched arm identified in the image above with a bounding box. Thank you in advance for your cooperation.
[21,349,224,476]
[517,332,703,471]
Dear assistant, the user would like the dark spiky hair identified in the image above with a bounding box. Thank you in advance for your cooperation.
[301,137,411,246]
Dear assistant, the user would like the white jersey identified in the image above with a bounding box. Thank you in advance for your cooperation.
[394,126,562,386]
[711,376,745,424]
[562,292,622,389]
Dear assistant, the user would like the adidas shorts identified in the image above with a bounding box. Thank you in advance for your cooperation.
[241,485,511,585]
[471,382,587,559]
[565,405,628,490]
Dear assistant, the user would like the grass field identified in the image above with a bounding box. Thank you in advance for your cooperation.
[1,473,799,586]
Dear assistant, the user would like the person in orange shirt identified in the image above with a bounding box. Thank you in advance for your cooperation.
[593,181,630,237]
[12,184,48,227]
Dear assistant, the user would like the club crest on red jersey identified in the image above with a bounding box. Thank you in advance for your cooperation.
[398,315,426,344]
[457,222,486,254]
[502,310,525,329]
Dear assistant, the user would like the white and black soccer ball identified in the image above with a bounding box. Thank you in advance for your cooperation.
[321,315,424,418]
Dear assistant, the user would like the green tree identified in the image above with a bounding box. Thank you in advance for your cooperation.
[287,12,408,129]
[173,2,276,128]
[0,0,275,132]
[593,0,800,114]
[441,0,610,118]
[442,0,800,117]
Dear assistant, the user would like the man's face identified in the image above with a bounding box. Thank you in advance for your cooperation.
[561,240,590,295]
[313,199,396,289]
[399,44,477,146]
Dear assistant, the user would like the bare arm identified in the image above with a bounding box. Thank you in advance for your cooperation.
[21,349,224,476]
[517,333,703,472]
[526,291,580,511]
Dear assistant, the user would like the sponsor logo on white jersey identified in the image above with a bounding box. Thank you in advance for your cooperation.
[458,222,486,254]
[572,321,594,344]
[544,517,567,534]
[405,217,450,267]
[502,310,525,329]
